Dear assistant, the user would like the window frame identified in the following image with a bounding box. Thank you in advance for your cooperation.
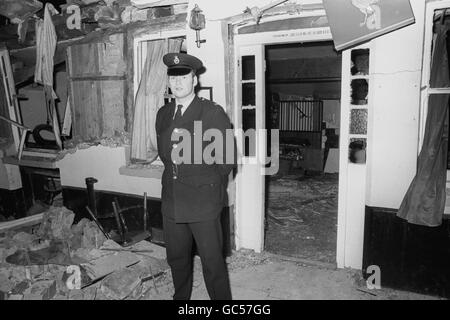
[132,29,185,165]
[418,1,450,154]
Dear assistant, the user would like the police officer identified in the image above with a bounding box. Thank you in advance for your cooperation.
[155,52,235,300]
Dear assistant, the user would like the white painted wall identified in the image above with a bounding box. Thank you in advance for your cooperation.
[56,145,161,197]
[365,0,425,209]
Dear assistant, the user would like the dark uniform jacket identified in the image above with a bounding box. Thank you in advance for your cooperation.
[155,96,236,223]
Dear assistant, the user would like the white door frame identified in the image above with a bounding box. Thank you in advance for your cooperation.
[232,9,353,266]
[234,44,266,252]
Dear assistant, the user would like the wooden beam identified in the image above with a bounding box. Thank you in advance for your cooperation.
[0,213,43,233]
[0,115,30,130]
[2,155,58,169]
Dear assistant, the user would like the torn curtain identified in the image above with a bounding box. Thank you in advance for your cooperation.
[34,3,62,149]
[397,20,450,226]
[130,39,182,162]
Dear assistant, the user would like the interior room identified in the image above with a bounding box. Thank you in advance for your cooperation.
[263,41,342,264]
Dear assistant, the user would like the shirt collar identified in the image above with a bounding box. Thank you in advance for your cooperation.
[174,94,195,117]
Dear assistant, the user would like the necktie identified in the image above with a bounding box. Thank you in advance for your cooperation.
[173,104,183,122]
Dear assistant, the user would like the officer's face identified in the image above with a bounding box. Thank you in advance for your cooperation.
[168,72,197,100]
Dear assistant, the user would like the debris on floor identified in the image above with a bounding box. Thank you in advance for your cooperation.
[227,248,271,271]
[0,206,169,300]
[265,173,338,263]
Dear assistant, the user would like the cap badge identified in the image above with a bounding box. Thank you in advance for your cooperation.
[174,55,180,64]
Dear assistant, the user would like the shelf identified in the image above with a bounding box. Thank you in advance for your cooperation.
[350,75,369,80]
[350,104,368,109]
[348,134,367,139]
[2,155,58,169]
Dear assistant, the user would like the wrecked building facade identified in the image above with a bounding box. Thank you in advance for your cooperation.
[1,0,450,298]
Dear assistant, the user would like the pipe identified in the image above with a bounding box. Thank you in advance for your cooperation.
[143,192,148,232]
[112,201,126,245]
[86,206,110,240]
[85,177,98,217]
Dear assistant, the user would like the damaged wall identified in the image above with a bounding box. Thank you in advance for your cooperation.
[56,145,161,197]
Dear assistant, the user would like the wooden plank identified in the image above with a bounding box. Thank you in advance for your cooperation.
[0,213,43,233]
[67,33,127,141]
[0,46,22,152]
[70,79,126,140]
[72,80,101,139]
[100,80,126,136]
[67,47,77,140]
[70,41,98,78]
[0,64,14,149]
[94,44,104,138]
[2,155,57,169]
[98,33,126,77]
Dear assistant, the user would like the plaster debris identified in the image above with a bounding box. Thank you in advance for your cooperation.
[81,251,140,281]
[0,273,14,293]
[100,267,141,300]
[37,207,75,240]
[57,131,131,161]
[0,206,168,300]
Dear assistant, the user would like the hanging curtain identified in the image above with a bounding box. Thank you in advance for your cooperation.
[34,3,62,149]
[397,18,450,226]
[130,38,182,162]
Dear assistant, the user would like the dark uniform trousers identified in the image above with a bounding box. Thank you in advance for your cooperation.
[163,215,232,300]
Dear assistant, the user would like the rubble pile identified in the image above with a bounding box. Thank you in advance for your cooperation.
[0,206,169,300]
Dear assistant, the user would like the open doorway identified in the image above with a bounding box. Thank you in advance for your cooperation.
[264,41,342,264]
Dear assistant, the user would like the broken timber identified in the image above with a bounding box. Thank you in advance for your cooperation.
[0,213,44,233]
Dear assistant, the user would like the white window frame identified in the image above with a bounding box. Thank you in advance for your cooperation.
[133,29,186,98]
[418,1,450,154]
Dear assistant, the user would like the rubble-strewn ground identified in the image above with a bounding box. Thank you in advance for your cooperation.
[140,249,443,300]
[265,173,338,264]
[189,249,443,300]
[0,206,444,300]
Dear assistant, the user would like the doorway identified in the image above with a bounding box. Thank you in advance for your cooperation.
[263,41,342,264]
